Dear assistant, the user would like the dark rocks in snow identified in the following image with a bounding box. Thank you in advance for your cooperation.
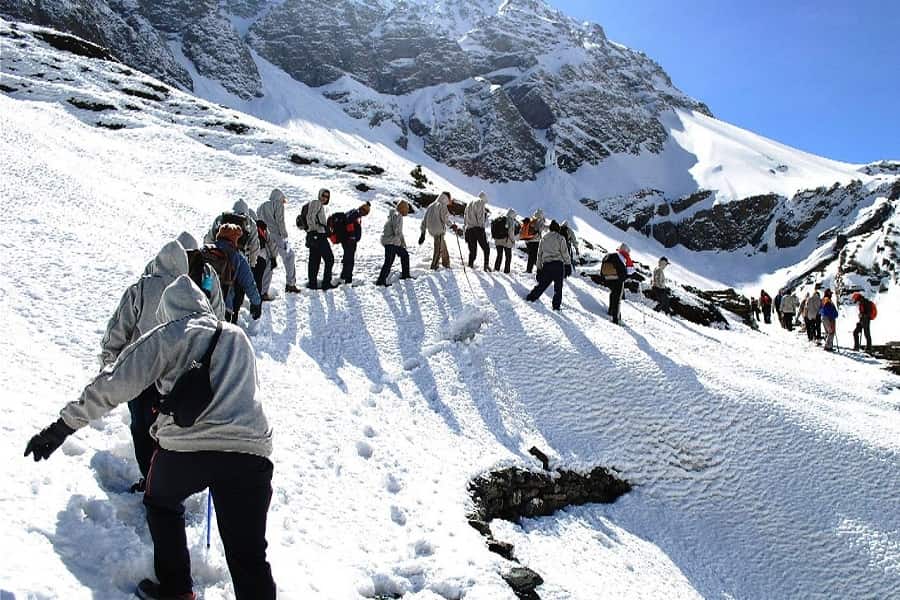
[30,29,116,62]
[860,160,900,176]
[671,189,712,214]
[120,87,164,102]
[68,97,116,111]
[686,288,755,328]
[502,567,544,600]
[289,154,320,166]
[94,120,126,130]
[676,193,778,251]
[0,83,19,93]
[355,183,373,193]
[346,164,385,177]
[843,200,895,239]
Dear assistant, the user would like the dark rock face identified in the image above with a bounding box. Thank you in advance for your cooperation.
[183,14,262,99]
[138,0,217,33]
[675,193,778,251]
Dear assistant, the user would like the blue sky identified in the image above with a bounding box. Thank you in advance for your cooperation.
[552,0,899,163]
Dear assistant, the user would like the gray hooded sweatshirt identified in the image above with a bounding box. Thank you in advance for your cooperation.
[63,276,273,458]
[421,192,450,237]
[495,209,518,248]
[530,210,546,241]
[464,192,488,230]
[306,189,329,234]
[101,241,189,366]
[257,188,289,245]
[204,200,261,264]
[143,235,226,322]
[536,231,571,271]
[805,292,822,319]
[381,208,406,247]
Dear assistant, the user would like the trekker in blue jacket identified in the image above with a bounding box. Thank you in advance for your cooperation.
[819,289,839,352]
[216,224,262,322]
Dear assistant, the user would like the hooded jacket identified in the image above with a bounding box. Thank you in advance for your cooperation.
[306,189,329,234]
[464,192,488,230]
[421,192,450,236]
[495,209,518,248]
[781,293,799,314]
[204,200,261,264]
[805,292,822,319]
[820,297,838,320]
[652,263,668,289]
[101,241,189,366]
[215,239,262,309]
[144,236,226,321]
[381,208,406,248]
[257,189,289,245]
[536,231,571,271]
[62,276,272,458]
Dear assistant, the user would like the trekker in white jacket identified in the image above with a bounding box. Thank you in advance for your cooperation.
[419,191,452,270]
[464,191,491,271]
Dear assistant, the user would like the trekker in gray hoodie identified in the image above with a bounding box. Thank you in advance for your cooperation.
[25,275,276,600]
[102,240,192,487]
[305,188,335,290]
[257,188,301,295]
[144,232,226,321]
[804,288,822,342]
[464,191,491,271]
[418,191,452,270]
[376,201,412,286]
[493,208,518,273]
[525,220,571,311]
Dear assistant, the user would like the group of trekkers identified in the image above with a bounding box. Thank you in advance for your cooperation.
[754,287,876,353]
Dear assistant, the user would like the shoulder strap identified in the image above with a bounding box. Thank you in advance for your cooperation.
[201,321,223,368]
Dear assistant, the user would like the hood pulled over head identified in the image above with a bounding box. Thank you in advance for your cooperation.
[232,199,249,214]
[270,189,286,204]
[149,240,189,279]
[156,275,214,324]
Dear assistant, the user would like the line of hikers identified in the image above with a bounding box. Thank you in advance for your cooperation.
[754,287,876,352]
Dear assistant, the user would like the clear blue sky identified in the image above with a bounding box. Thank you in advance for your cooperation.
[552,0,900,163]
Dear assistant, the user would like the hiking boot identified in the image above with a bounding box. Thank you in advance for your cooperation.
[484,265,492,272]
[129,478,146,494]
[399,274,415,280]
[285,284,303,294]
[135,579,195,600]
[261,293,276,302]
[375,279,390,287]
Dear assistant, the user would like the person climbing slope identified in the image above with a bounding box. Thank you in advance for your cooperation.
[600,243,635,325]
[525,220,571,311]
[257,188,302,295]
[211,224,262,323]
[419,192,453,270]
[464,191,491,271]
[851,292,875,352]
[376,200,412,287]
[652,256,673,315]
[304,188,335,290]
[334,202,370,285]
[820,289,839,352]
[522,209,546,274]
[760,290,773,324]
[493,208,518,274]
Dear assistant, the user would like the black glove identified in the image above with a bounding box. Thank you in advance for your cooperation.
[418,232,426,246]
[25,418,75,462]
[536,269,543,281]
[270,257,277,270]
[250,304,262,320]
[564,264,572,278]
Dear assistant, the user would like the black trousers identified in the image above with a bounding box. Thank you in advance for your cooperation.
[608,279,625,323]
[252,256,266,296]
[526,261,564,310]
[377,245,410,284]
[805,317,817,341]
[853,316,872,350]
[341,240,357,283]
[525,241,539,273]
[230,283,244,324]
[307,233,334,289]
[653,287,672,315]
[128,385,159,478]
[494,246,512,273]
[465,227,490,268]
[144,450,275,599]
[762,306,771,324]
[815,315,822,340]
[784,313,794,331]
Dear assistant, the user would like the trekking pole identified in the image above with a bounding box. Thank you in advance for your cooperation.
[453,229,477,298]
[206,491,213,550]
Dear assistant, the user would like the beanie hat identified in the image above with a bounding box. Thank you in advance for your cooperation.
[549,220,560,233]
[659,256,669,264]
[823,289,832,298]
[851,292,862,302]
[216,223,243,246]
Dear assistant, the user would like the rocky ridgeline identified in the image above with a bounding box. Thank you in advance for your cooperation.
[0,0,709,182]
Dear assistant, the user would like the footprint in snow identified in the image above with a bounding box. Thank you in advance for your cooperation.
[363,425,376,438]
[390,505,407,526]
[384,473,402,494]
[356,440,373,459]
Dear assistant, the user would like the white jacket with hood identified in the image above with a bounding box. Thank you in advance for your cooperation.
[464,192,488,230]
[495,209,518,248]
[64,276,273,458]
[306,189,330,234]
[536,231,571,270]
[257,188,289,246]
[421,192,450,236]
[381,207,406,247]
[143,234,226,322]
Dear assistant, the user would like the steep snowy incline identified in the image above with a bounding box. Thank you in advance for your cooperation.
[2,21,900,600]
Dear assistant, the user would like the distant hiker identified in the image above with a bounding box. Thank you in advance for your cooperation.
[214,224,262,322]
[522,209,546,273]
[147,232,226,321]
[419,191,452,270]
[257,188,301,296]
[464,191,491,271]
[26,276,276,600]
[204,200,261,320]
[376,200,412,287]
[804,288,822,342]
[492,208,518,273]
[652,256,673,315]
[600,243,635,325]
[773,291,784,327]
[332,202,370,284]
[750,297,761,321]
[760,290,773,324]
[851,292,875,352]
[101,240,189,491]
[254,218,278,301]
[820,289,838,351]
[560,220,579,263]
[525,220,571,311]
[780,291,799,331]
[303,188,335,290]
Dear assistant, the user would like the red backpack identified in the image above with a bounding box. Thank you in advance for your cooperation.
[867,300,877,320]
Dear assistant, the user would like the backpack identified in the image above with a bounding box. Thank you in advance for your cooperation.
[220,212,250,251]
[156,322,222,428]
[520,219,535,241]
[514,222,522,236]
[200,244,236,294]
[490,216,507,239]
[185,249,215,300]
[600,253,621,281]
[296,202,310,231]
[256,219,269,244]
[327,212,349,244]
[866,300,877,320]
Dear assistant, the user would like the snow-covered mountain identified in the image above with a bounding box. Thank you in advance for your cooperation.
[2,17,900,600]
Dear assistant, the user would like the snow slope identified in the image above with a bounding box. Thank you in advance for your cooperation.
[2,20,900,600]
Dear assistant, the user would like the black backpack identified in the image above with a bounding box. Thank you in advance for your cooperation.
[490,216,507,239]
[199,244,236,296]
[327,212,349,244]
[600,253,622,282]
[220,212,250,251]
[156,322,223,428]
[296,203,310,231]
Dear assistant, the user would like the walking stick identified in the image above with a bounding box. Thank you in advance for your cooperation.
[453,227,477,298]
[206,491,213,550]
